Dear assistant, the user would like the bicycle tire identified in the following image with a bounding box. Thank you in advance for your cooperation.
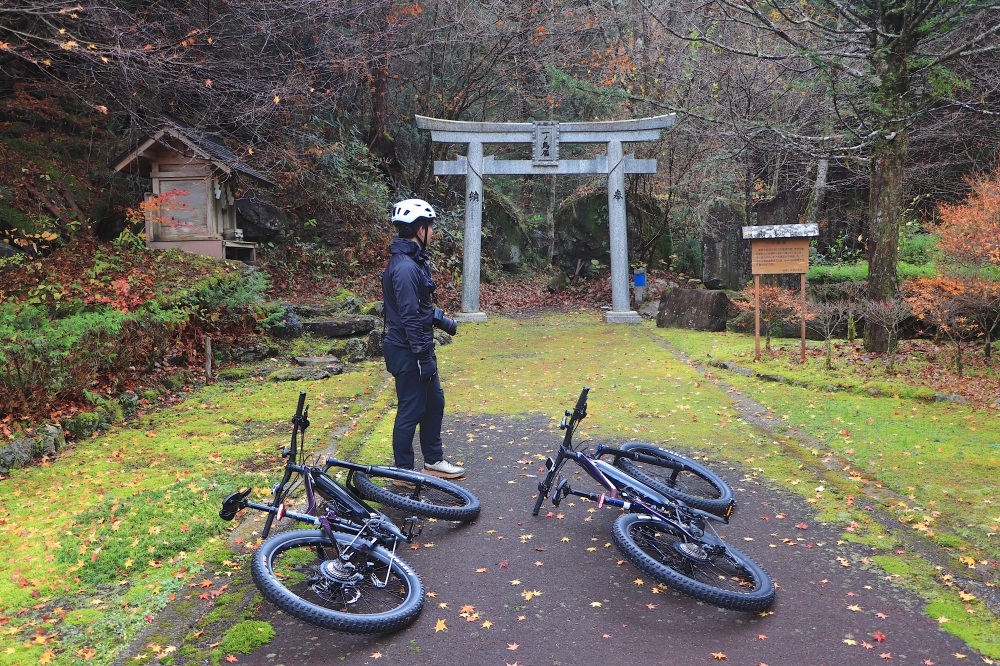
[614,442,734,516]
[352,469,481,522]
[252,529,424,633]
[611,513,774,612]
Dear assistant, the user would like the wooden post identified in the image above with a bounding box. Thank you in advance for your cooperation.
[205,337,212,382]
[754,274,761,362]
[800,273,807,364]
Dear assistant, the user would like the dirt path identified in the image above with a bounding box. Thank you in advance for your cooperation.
[238,412,982,666]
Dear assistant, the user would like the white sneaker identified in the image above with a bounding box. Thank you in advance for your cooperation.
[423,460,465,478]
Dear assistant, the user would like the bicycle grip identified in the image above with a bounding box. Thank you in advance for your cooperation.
[295,391,307,417]
[574,387,590,412]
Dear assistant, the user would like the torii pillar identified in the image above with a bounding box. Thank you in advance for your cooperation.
[415,114,675,323]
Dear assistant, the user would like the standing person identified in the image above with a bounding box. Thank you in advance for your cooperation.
[381,198,465,478]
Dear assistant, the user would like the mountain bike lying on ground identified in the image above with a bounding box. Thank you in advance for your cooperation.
[531,387,775,612]
[219,391,479,633]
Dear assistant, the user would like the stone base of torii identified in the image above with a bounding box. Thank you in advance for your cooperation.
[415,114,675,324]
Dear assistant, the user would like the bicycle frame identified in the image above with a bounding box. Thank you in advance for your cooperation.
[220,392,420,550]
[534,387,734,549]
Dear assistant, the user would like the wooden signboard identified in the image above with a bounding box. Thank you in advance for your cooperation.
[741,223,819,363]
[751,237,810,275]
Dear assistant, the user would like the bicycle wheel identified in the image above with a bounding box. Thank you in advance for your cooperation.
[611,513,774,612]
[614,442,734,516]
[352,469,481,522]
[252,529,424,633]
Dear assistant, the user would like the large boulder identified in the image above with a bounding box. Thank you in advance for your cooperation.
[701,198,751,291]
[302,315,379,338]
[554,190,664,277]
[0,241,20,259]
[270,307,303,339]
[37,425,66,457]
[483,194,533,271]
[0,438,35,474]
[268,367,335,382]
[657,288,733,332]
[235,196,287,243]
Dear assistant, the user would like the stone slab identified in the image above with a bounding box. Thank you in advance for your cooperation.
[602,310,642,323]
[455,312,488,323]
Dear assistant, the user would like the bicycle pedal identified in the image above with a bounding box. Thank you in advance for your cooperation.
[219,487,251,521]
[402,516,423,540]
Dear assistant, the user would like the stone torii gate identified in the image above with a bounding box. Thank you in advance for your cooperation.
[415,114,675,323]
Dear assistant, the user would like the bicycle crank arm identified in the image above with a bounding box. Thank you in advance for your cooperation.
[220,489,322,526]
[552,482,630,510]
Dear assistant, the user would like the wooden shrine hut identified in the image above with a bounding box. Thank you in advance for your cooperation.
[111,118,274,262]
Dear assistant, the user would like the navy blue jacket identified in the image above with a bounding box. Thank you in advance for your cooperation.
[382,237,435,370]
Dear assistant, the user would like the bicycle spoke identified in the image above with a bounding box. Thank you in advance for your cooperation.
[270,543,410,615]
[631,523,757,596]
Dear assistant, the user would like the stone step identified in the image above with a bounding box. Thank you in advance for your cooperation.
[293,356,343,368]
[300,315,379,338]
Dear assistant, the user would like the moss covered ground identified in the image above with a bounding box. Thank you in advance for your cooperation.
[1,312,998,663]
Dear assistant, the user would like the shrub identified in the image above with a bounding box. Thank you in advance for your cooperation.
[0,305,129,411]
[898,231,939,265]
[936,166,1000,268]
[0,266,276,413]
[808,261,937,284]
[732,284,806,352]
[176,270,276,333]
[905,275,1000,375]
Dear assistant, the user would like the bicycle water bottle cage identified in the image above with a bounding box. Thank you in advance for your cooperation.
[219,488,252,520]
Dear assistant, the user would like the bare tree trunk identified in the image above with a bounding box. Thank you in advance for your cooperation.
[864,131,907,352]
[803,157,829,227]
[367,52,402,186]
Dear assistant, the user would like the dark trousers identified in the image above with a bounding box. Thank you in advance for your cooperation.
[386,350,445,470]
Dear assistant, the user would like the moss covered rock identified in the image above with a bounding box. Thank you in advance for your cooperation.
[219,621,275,655]
[64,412,101,439]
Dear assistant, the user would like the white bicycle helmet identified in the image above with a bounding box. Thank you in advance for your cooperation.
[392,198,437,225]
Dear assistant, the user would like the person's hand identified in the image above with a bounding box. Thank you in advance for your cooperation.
[417,355,437,384]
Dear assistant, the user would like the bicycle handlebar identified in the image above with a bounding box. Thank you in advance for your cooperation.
[574,387,590,414]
